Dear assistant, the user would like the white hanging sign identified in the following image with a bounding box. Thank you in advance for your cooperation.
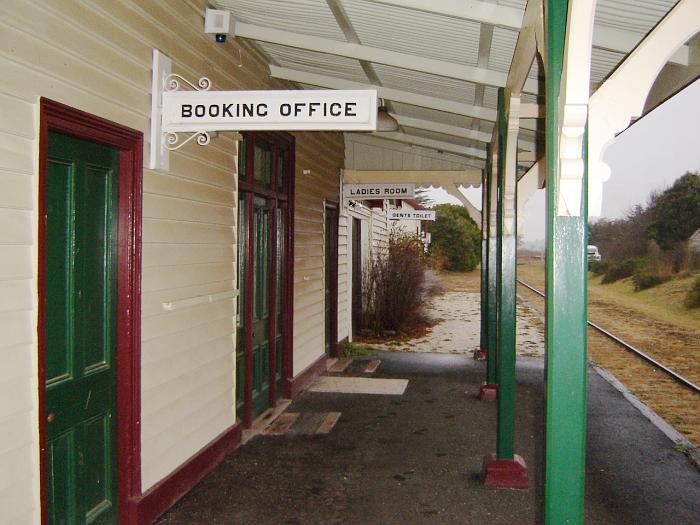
[162,89,377,132]
[148,49,378,171]
[388,209,436,221]
[343,184,415,199]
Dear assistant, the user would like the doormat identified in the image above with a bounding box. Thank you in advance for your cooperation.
[309,376,408,395]
[263,411,342,436]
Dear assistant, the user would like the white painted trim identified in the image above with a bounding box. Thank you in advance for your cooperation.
[593,25,688,67]
[488,129,499,239]
[516,159,543,233]
[503,95,520,235]
[520,103,544,119]
[392,115,491,143]
[236,21,538,93]
[588,0,700,216]
[345,133,479,167]
[556,0,596,216]
[365,0,523,29]
[162,290,237,312]
[505,0,541,96]
[364,0,688,65]
[445,184,482,224]
[343,169,482,186]
[149,49,172,171]
[269,66,497,120]
[373,132,487,159]
[271,66,540,134]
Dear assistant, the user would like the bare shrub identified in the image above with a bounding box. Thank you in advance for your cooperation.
[362,231,426,333]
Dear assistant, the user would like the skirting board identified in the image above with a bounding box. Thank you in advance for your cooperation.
[132,422,242,524]
[285,353,327,399]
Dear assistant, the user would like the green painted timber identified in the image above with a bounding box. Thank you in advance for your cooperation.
[486,166,499,385]
[46,132,119,525]
[236,194,247,416]
[495,87,516,460]
[479,165,488,355]
[252,197,272,417]
[545,1,588,523]
[275,207,284,396]
[484,148,498,384]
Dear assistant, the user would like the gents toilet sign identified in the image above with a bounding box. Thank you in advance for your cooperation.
[343,184,415,199]
[162,89,378,131]
[388,209,436,221]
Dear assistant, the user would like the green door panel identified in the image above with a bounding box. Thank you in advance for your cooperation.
[236,196,247,416]
[238,139,287,422]
[275,208,284,397]
[251,199,271,418]
[45,132,119,525]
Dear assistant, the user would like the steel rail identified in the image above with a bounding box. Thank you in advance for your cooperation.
[517,279,700,395]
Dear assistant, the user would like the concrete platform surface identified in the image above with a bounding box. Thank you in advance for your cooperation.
[156,352,700,524]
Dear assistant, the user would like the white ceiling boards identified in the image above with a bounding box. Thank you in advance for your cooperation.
[214,0,688,169]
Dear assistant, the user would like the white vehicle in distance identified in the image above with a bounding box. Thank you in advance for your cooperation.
[587,245,602,262]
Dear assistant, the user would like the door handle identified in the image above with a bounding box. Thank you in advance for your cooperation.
[47,413,56,423]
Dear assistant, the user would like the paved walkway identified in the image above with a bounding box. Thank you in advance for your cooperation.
[157,352,700,524]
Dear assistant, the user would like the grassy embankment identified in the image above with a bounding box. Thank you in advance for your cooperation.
[517,258,700,446]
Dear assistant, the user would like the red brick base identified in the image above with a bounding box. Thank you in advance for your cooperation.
[478,383,498,401]
[483,453,529,490]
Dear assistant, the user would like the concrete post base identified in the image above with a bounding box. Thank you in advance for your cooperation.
[483,453,529,490]
[478,383,498,401]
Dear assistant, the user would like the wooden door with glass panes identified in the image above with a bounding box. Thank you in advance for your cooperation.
[237,133,292,425]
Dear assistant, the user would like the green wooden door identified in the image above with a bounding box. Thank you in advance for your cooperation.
[238,136,288,423]
[252,197,272,417]
[45,132,119,525]
[236,195,247,417]
[274,206,284,397]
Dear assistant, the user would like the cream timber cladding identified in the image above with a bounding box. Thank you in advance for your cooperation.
[0,0,344,520]
[336,211,350,346]
[293,131,345,375]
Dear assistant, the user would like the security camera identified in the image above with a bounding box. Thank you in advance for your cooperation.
[205,9,233,43]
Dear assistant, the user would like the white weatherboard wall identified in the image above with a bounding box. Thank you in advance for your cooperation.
[292,132,345,375]
[337,209,350,345]
[338,202,390,343]
[0,0,343,519]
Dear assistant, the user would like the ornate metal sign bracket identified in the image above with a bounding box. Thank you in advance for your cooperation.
[149,50,218,170]
[163,73,213,152]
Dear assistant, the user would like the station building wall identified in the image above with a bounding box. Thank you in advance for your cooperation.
[0,0,344,521]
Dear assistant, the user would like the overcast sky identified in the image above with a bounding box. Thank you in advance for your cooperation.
[430,77,700,245]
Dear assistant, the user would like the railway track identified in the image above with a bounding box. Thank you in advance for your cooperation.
[517,279,700,396]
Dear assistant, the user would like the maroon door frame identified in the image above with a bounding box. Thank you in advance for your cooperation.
[238,131,295,425]
[38,99,143,524]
